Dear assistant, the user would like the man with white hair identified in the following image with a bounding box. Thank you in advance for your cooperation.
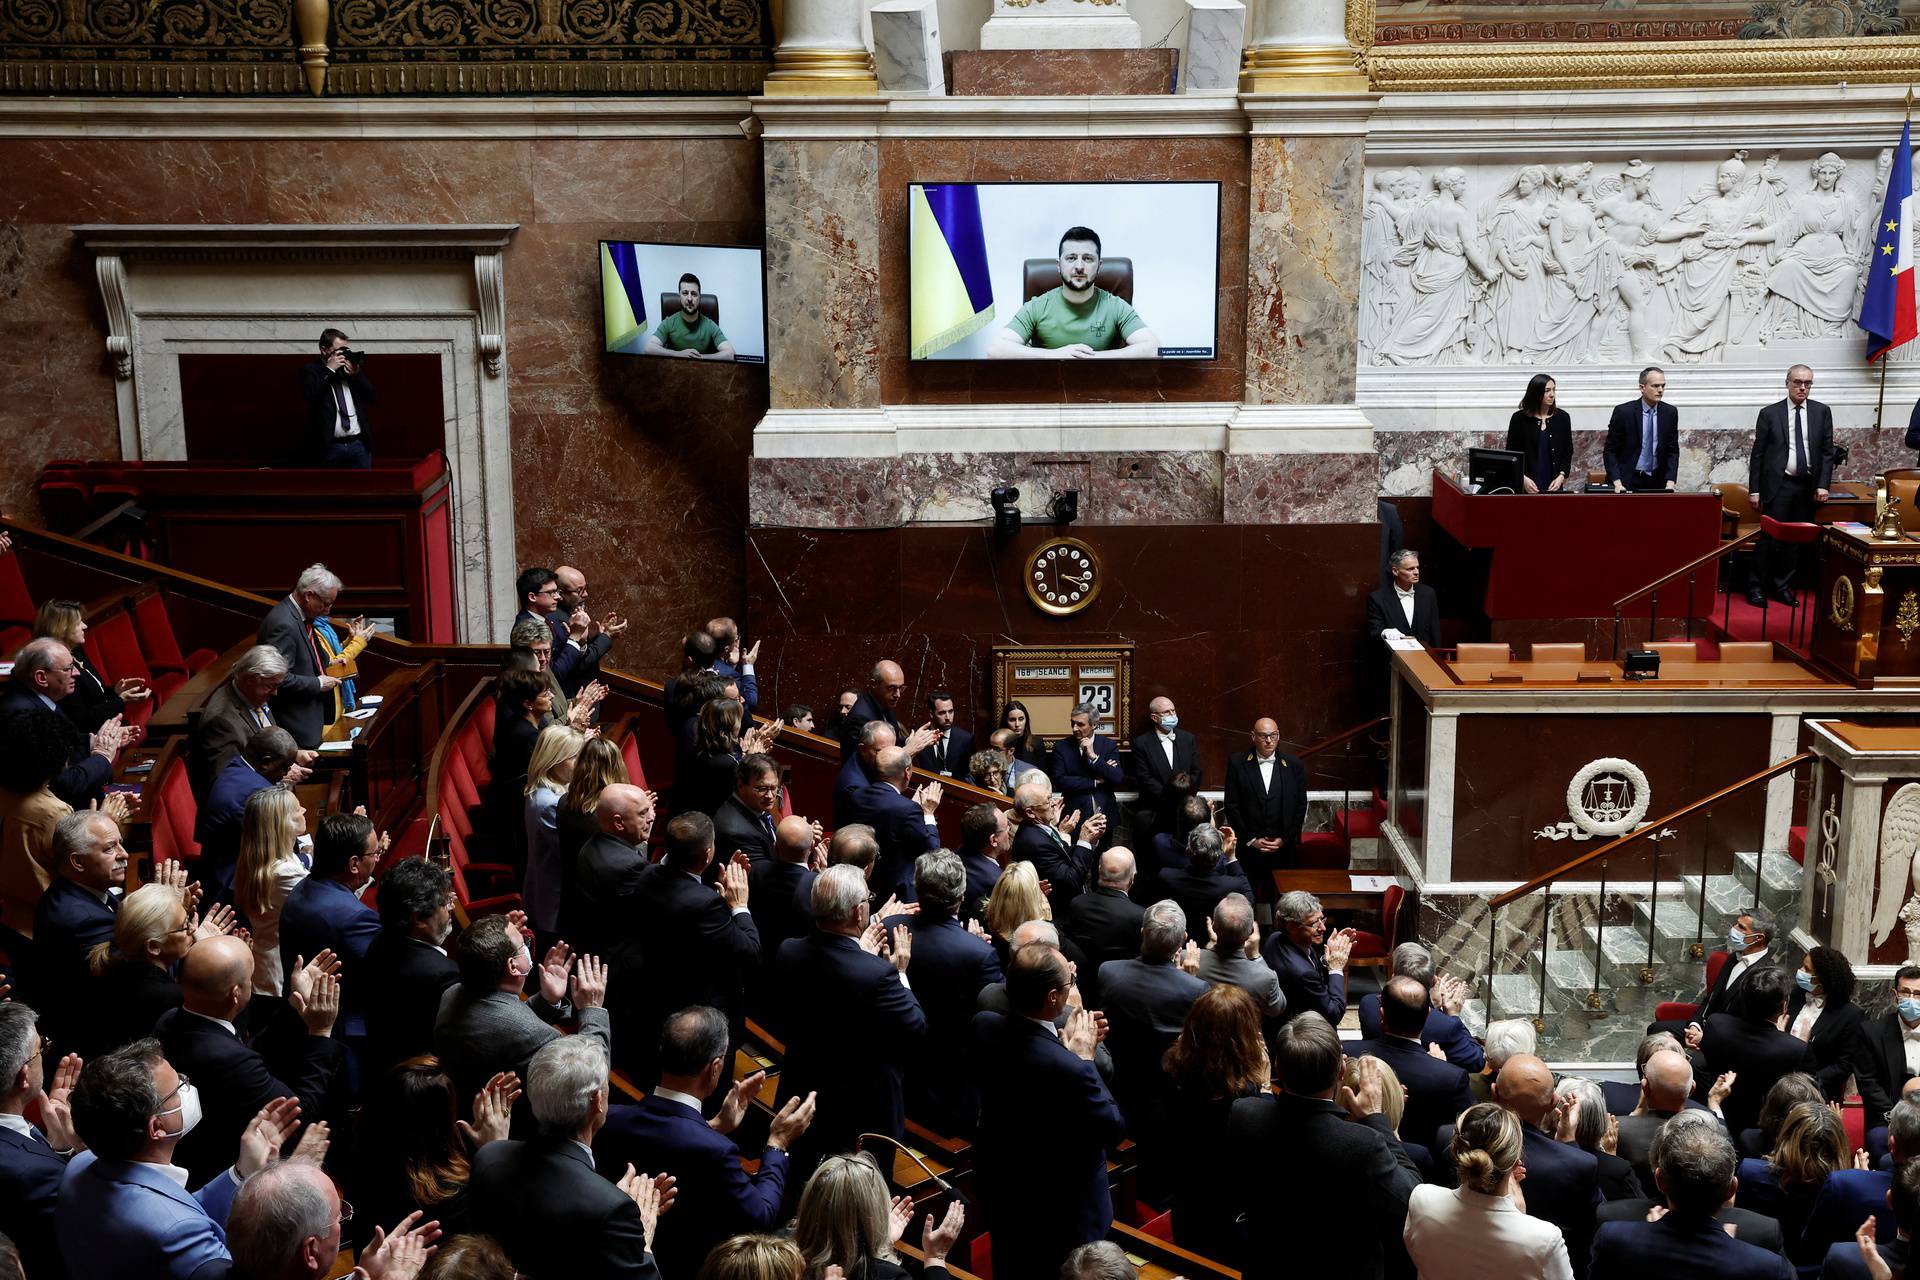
[257,564,346,749]
[1,637,131,808]
[227,1158,436,1280]
[1262,890,1354,1028]
[1616,1046,1725,1193]
[469,1035,666,1278]
[1356,942,1483,1072]
[1472,1017,1537,1104]
[189,644,315,802]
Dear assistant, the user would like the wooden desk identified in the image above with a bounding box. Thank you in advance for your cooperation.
[1811,524,1920,687]
[1271,869,1392,913]
[1443,657,1830,688]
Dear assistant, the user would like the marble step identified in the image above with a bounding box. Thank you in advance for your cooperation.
[1571,922,1674,990]
[1681,860,1799,923]
[1627,896,1717,965]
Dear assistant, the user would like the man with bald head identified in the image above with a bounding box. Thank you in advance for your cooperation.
[1062,846,1146,982]
[565,782,655,969]
[552,564,624,700]
[1490,1053,1602,1271]
[851,745,942,899]
[839,658,910,761]
[748,814,824,1020]
[1222,717,1305,890]
[155,935,344,1186]
[1129,695,1199,841]
[1353,974,1473,1151]
[1617,1048,1718,1194]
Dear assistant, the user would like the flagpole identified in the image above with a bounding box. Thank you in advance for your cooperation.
[1881,86,1917,432]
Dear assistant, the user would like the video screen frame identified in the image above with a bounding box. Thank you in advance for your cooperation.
[599,238,771,366]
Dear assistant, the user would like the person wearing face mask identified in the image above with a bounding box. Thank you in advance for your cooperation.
[154,934,345,1189]
[361,859,459,1075]
[56,1037,307,1279]
[1855,965,1920,1163]
[1129,696,1200,843]
[276,812,384,1054]
[1786,945,1867,1102]
[1647,906,1776,1066]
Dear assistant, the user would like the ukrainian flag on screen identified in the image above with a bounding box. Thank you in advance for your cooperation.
[911,185,995,358]
[601,242,647,353]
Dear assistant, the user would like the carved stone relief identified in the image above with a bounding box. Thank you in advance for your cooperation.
[1359,148,1902,367]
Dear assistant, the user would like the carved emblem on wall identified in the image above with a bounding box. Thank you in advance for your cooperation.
[1813,791,1840,920]
[1899,590,1920,646]
[1740,0,1904,39]
[1360,148,1903,367]
[1531,757,1655,838]
[1832,573,1857,632]
[1872,783,1920,961]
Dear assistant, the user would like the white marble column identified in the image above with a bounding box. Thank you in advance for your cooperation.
[1239,0,1366,92]
[764,0,878,95]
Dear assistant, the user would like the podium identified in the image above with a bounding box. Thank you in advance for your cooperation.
[1431,472,1721,620]
[1810,524,1920,687]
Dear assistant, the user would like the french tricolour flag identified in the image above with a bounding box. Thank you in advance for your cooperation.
[1862,119,1918,362]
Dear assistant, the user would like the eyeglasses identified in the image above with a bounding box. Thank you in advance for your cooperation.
[747,783,784,798]
[1252,731,1281,741]
[1788,378,1814,387]
[168,919,195,936]
[337,1198,354,1228]
[152,1073,192,1117]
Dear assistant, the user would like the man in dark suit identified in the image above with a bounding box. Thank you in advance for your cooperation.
[300,328,376,467]
[155,935,344,1188]
[1747,363,1834,607]
[1700,964,1817,1136]
[0,1003,73,1280]
[257,566,344,749]
[711,754,784,871]
[1354,976,1475,1151]
[974,944,1127,1280]
[1011,780,1103,920]
[32,812,126,1042]
[1099,900,1208,1136]
[595,1006,814,1280]
[563,784,654,1072]
[1061,847,1145,981]
[186,645,307,803]
[833,719,934,830]
[838,659,910,761]
[1228,1012,1422,1280]
[1049,703,1125,851]
[512,566,617,701]
[469,1035,664,1280]
[631,812,760,1087]
[1606,366,1680,491]
[1649,906,1775,1062]
[774,864,925,1176]
[1262,889,1354,1028]
[1493,1053,1603,1275]
[1356,942,1484,1072]
[1595,1112,1786,1254]
[1816,1155,1918,1280]
[1590,1116,1792,1280]
[1156,823,1254,943]
[360,858,459,1075]
[1616,1047,1722,1195]
[748,815,822,1020]
[956,802,1013,924]
[277,811,382,1046]
[1128,696,1200,840]
[884,850,1003,1136]
[703,616,760,715]
[1222,718,1306,886]
[2,640,124,809]
[1855,965,1920,1142]
[914,690,974,779]
[1365,550,1442,650]
[194,726,307,891]
[554,565,624,698]
[850,747,941,898]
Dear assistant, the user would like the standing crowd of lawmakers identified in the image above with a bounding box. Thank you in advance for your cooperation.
[0,545,1914,1280]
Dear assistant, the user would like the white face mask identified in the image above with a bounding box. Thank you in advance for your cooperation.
[155,1080,203,1139]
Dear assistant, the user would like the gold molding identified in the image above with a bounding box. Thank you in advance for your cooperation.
[0,61,304,95]
[761,47,877,96]
[1240,45,1372,93]
[1366,35,1920,93]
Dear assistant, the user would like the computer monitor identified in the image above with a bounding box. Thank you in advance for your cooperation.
[1468,447,1526,495]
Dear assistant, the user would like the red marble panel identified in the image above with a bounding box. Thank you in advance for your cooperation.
[946,49,1178,95]
[875,137,1250,406]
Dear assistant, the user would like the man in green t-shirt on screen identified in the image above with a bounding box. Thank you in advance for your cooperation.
[989,226,1160,360]
[645,272,737,361]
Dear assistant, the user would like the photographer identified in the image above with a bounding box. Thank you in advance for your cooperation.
[298,327,377,467]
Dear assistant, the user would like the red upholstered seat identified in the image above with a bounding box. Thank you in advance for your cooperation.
[1137,1209,1174,1241]
[1295,831,1349,869]
[456,723,491,790]
[133,591,216,675]
[445,751,482,830]
[450,858,520,919]
[474,695,496,746]
[35,480,92,535]
[968,1235,993,1280]
[1350,884,1406,962]
[1842,1097,1865,1153]
[86,610,168,723]
[1788,825,1807,866]
[1653,948,1730,1023]
[0,550,33,655]
[1761,514,1822,544]
[621,730,649,791]
[150,753,201,869]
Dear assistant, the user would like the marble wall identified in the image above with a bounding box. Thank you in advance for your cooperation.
[1245,134,1364,406]
[765,139,883,411]
[0,134,766,671]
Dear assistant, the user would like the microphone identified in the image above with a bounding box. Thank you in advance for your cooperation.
[854,1133,972,1207]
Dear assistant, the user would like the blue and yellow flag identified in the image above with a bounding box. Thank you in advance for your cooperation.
[910,185,994,358]
[600,241,647,352]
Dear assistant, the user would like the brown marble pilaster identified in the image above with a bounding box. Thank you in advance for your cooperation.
[763,136,883,410]
[1244,130,1364,405]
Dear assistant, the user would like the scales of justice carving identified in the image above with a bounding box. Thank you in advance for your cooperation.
[1871,783,1920,963]
[1361,149,1903,366]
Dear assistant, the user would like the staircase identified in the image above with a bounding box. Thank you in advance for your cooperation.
[1460,849,1803,1061]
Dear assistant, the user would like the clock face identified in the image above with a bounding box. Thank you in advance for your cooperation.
[1025,538,1102,616]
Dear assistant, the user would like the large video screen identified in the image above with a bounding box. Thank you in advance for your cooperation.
[599,240,767,364]
[908,181,1220,361]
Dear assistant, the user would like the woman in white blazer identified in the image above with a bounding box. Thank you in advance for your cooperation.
[1404,1102,1575,1280]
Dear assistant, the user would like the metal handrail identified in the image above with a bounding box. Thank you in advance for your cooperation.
[1487,751,1813,909]
[1611,529,1760,613]
[1297,715,1390,759]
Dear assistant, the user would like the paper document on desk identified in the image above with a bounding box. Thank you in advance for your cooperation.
[318,740,354,753]
[1386,636,1423,651]
[1349,875,1397,892]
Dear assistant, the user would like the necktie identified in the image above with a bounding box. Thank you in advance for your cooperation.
[1638,407,1658,473]
[761,812,775,843]
[27,1124,46,1146]
[935,735,946,770]
[1793,405,1809,477]
[331,380,352,436]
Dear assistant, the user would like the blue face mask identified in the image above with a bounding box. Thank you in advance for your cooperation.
[1728,928,1752,952]
[1795,969,1814,992]
[1159,714,1179,731]
[1901,998,1920,1024]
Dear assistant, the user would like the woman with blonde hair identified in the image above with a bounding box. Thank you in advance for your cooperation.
[1737,1098,1847,1267]
[980,860,1091,976]
[31,598,149,734]
[231,785,310,995]
[521,724,585,938]
[81,882,198,1058]
[1404,1101,1573,1280]
[695,1235,807,1280]
[792,1152,964,1280]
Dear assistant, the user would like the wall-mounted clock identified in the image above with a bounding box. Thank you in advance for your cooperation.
[1024,537,1102,616]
